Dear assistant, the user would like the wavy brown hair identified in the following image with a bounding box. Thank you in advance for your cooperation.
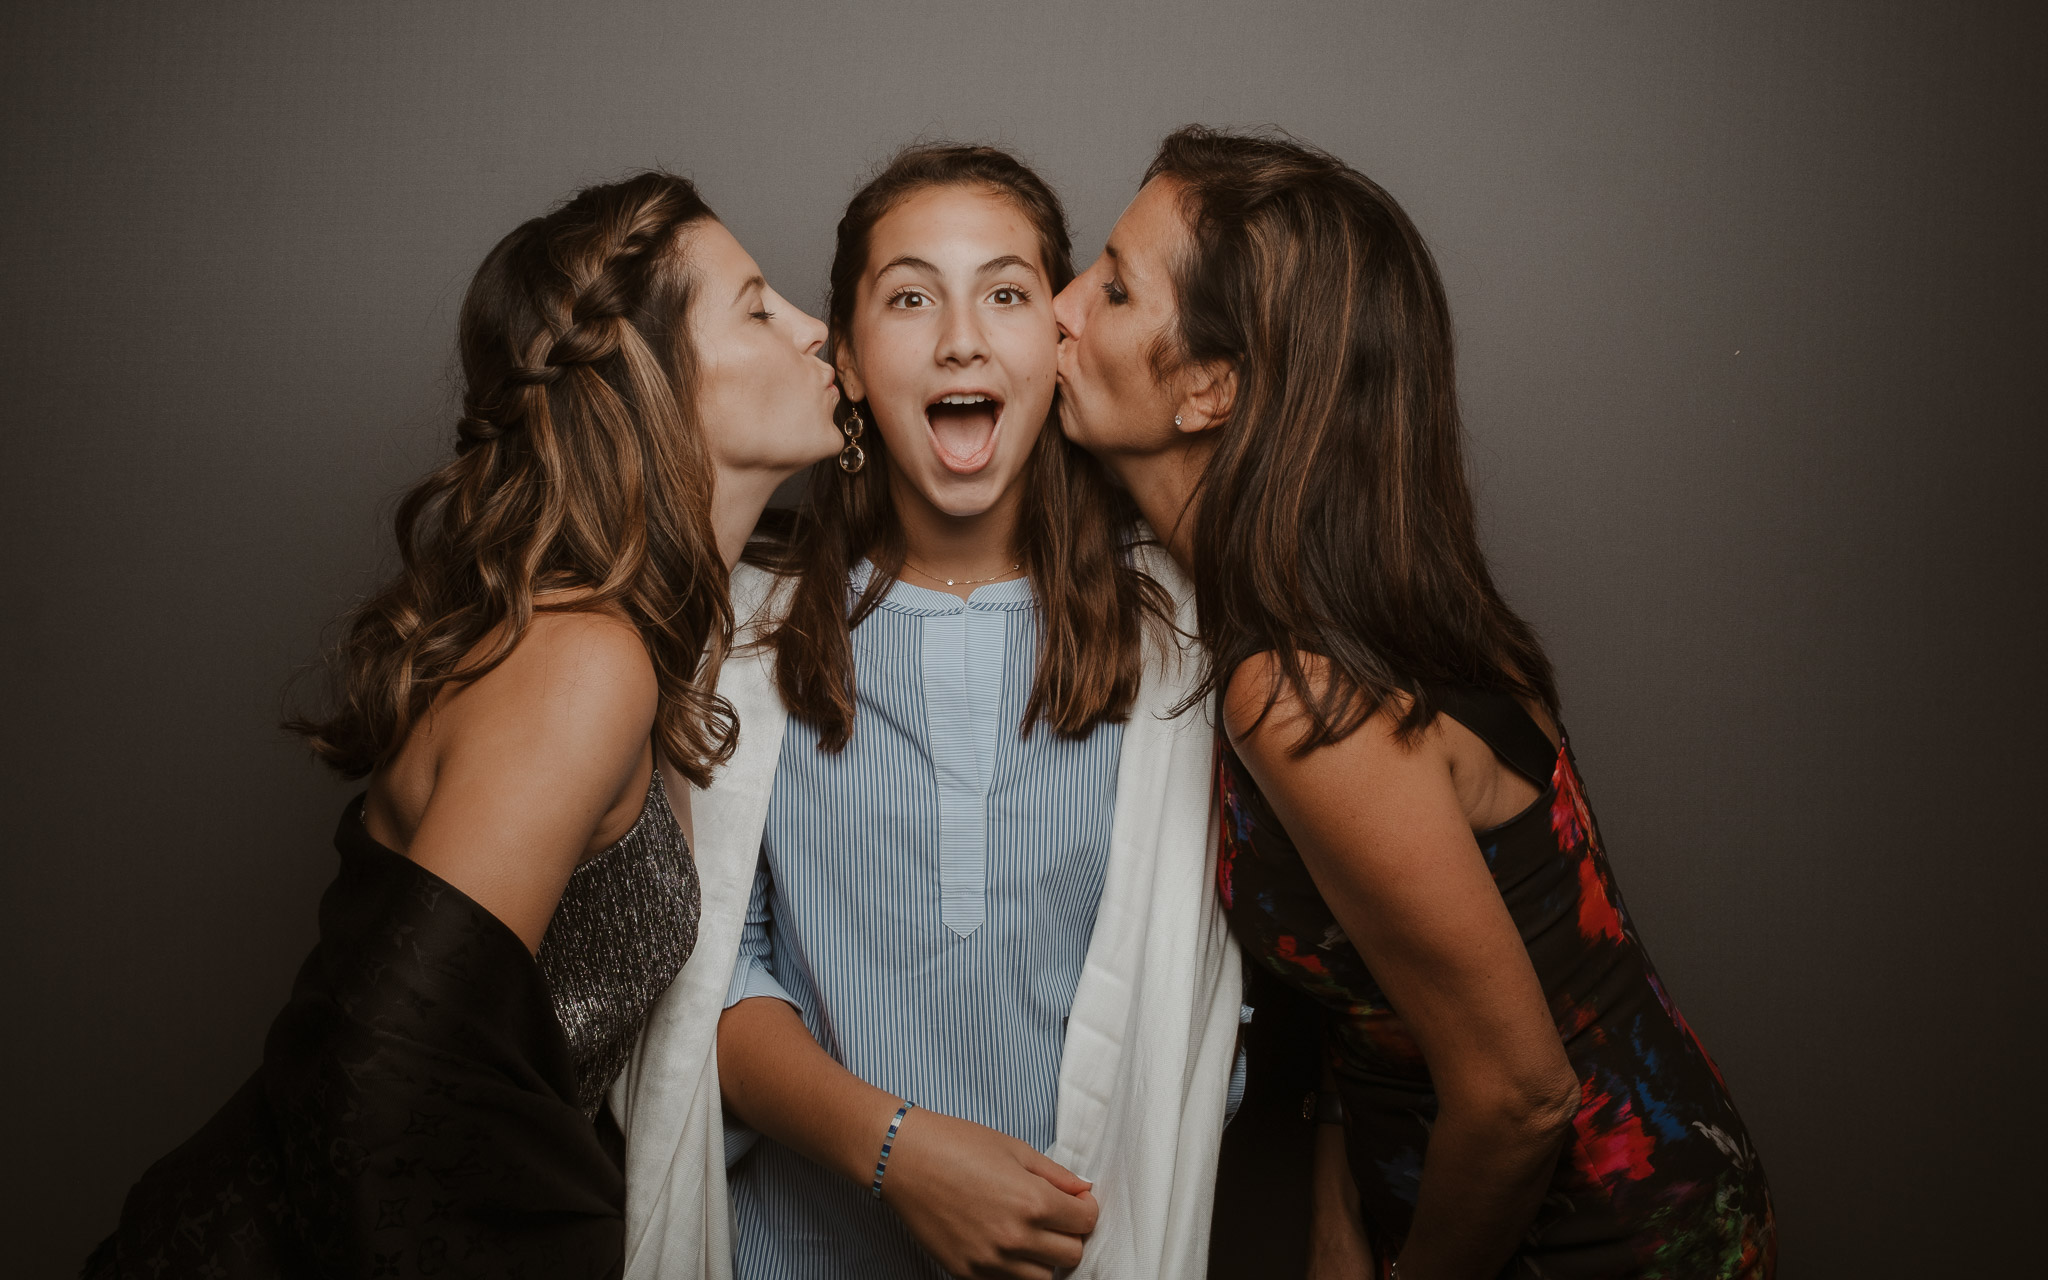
[753,143,1168,752]
[289,170,737,786]
[1149,126,1558,749]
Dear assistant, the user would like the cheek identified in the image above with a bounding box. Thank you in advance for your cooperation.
[1086,319,1141,400]
[729,346,785,418]
[871,407,927,459]
[1079,312,1129,385]
[848,319,919,402]
[1098,326,1170,442]
[693,324,759,404]
[691,352,739,427]
[1003,326,1058,391]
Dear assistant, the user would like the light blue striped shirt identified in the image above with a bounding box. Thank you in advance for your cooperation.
[724,566,1123,1278]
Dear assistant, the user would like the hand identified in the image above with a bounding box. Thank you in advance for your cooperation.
[880,1107,1100,1280]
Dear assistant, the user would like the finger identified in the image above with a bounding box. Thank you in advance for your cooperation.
[973,1260,1052,1280]
[1004,1229,1086,1271]
[1019,1149,1092,1196]
[1034,1184,1100,1236]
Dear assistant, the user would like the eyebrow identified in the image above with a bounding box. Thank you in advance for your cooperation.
[977,254,1040,279]
[731,274,765,306]
[872,254,1044,281]
[874,255,940,280]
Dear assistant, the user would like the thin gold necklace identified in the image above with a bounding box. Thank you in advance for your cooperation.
[901,558,1023,588]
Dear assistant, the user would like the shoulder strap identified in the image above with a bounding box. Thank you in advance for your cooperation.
[1423,683,1558,789]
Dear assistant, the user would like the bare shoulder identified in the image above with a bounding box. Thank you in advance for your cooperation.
[479,610,652,697]
[367,610,660,947]
[1221,651,1301,748]
[440,609,657,749]
[507,608,653,681]
[1222,652,1416,771]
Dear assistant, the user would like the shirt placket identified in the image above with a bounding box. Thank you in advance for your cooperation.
[921,602,1008,938]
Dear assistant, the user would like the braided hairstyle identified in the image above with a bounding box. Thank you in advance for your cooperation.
[291,170,738,786]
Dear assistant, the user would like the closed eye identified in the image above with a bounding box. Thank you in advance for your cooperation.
[1101,278,1129,305]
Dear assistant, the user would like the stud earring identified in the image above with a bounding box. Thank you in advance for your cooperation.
[838,404,867,474]
[1173,413,1183,427]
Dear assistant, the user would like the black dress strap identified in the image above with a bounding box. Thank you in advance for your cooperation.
[1423,683,1559,789]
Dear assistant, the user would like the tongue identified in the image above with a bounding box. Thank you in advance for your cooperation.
[927,403,999,471]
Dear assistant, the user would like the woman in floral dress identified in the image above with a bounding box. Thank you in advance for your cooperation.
[1052,125,1776,1279]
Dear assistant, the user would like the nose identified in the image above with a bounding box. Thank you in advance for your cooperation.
[934,298,989,367]
[796,309,828,357]
[1052,277,1081,343]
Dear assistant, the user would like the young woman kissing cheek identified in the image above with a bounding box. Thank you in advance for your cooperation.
[835,183,1058,579]
[688,219,843,564]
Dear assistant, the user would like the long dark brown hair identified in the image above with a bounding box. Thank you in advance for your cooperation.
[289,171,738,786]
[755,143,1168,752]
[1149,126,1558,749]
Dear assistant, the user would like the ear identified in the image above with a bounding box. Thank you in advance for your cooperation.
[1175,360,1238,434]
[834,343,867,404]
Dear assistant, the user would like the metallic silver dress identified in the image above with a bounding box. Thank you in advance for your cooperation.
[537,767,700,1117]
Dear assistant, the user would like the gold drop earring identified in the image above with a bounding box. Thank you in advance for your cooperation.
[838,404,867,474]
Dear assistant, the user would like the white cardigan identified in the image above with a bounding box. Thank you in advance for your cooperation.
[613,548,1242,1279]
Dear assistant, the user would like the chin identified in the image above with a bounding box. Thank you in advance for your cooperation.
[920,472,1010,520]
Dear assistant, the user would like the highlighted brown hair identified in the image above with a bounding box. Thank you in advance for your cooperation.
[289,171,737,785]
[754,143,1167,752]
[1149,126,1558,748]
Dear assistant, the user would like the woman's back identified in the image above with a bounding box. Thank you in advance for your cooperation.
[359,609,667,951]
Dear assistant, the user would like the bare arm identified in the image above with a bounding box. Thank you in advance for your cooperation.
[1306,1069,1374,1279]
[370,612,658,952]
[1226,658,1580,1280]
[718,996,1098,1280]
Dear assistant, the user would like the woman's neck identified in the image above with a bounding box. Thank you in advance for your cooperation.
[1109,436,1215,576]
[889,466,1027,601]
[710,465,789,570]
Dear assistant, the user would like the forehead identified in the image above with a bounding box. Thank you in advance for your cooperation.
[1110,177,1189,273]
[868,184,1044,274]
[685,218,755,284]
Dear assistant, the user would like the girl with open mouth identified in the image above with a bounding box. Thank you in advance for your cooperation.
[615,144,1244,1280]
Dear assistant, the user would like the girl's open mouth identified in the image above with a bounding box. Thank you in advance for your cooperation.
[925,392,1003,475]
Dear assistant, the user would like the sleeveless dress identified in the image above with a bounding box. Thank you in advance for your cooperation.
[540,767,702,1118]
[85,768,698,1280]
[1216,686,1776,1279]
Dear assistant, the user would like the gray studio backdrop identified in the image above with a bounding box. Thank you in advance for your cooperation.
[4,2,2041,1274]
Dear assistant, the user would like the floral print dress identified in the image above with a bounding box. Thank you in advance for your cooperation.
[1216,684,1776,1279]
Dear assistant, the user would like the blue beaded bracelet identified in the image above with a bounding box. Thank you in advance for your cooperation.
[870,1101,913,1198]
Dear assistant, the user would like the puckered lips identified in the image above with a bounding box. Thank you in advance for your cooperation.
[924,389,1004,475]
